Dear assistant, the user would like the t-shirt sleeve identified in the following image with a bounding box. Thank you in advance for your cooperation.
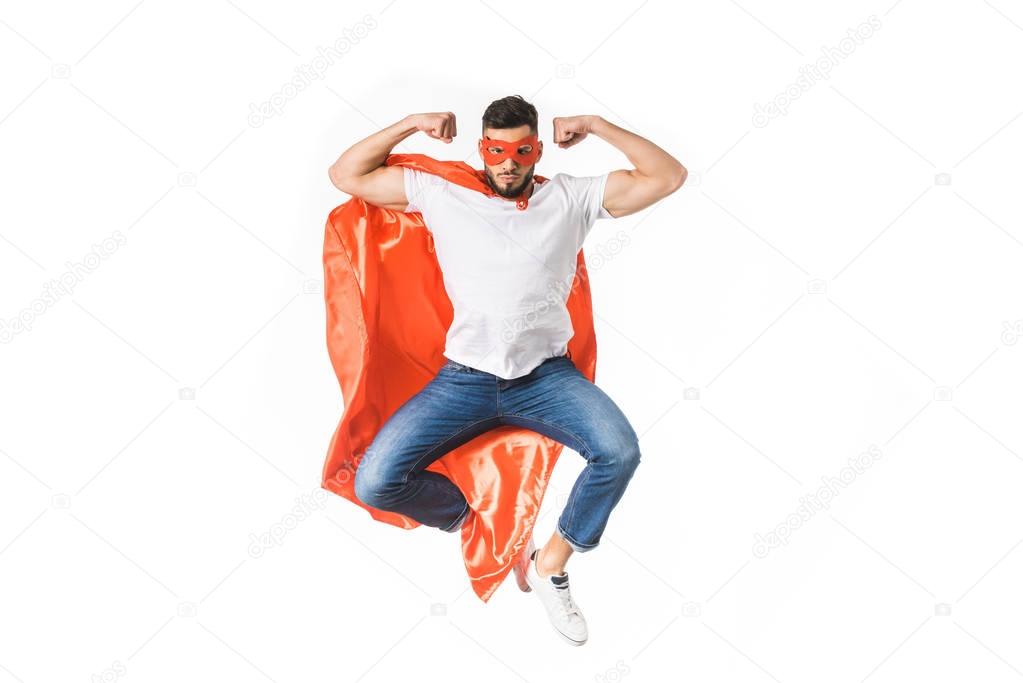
[560,172,614,246]
[563,172,614,225]
[402,167,445,214]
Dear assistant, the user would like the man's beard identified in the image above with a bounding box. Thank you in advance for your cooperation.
[484,166,535,198]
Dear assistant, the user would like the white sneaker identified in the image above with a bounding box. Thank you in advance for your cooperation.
[522,542,589,646]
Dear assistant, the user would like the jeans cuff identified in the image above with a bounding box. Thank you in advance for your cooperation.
[556,522,598,553]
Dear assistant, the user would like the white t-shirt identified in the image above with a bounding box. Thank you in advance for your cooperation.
[403,167,615,379]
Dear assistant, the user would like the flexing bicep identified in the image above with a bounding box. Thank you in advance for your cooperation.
[328,164,409,211]
[602,168,685,218]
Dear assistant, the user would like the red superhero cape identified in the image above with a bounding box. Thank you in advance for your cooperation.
[320,153,597,602]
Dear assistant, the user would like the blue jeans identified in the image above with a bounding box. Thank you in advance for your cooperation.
[353,353,641,552]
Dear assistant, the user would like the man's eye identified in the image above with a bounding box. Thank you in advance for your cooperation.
[489,147,503,154]
[518,146,532,154]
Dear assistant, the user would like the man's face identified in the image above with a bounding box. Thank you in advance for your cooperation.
[479,124,542,198]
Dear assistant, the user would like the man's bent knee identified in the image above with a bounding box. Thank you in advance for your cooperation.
[353,463,401,509]
[615,437,642,476]
[592,430,642,475]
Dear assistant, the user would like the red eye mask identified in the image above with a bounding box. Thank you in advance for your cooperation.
[478,134,541,166]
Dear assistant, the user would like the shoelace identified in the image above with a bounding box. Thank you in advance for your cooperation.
[550,576,581,618]
[533,549,581,619]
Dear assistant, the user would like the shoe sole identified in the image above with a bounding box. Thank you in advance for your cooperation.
[553,628,587,646]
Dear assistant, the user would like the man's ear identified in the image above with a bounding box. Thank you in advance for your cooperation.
[536,139,543,162]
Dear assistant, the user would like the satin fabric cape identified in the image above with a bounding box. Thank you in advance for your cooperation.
[320,153,597,602]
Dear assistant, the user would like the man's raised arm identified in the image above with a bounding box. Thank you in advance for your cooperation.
[327,112,457,210]
[553,115,687,219]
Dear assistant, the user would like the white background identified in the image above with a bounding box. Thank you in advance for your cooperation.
[2,0,1023,681]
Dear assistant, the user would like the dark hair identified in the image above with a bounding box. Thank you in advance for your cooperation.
[481,95,538,135]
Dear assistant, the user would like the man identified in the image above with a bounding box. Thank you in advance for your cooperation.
[327,95,685,645]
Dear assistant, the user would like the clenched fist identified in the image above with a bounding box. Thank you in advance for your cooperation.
[411,112,457,143]
[552,115,597,149]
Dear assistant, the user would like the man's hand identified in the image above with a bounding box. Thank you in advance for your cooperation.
[411,112,457,143]
[552,115,598,149]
